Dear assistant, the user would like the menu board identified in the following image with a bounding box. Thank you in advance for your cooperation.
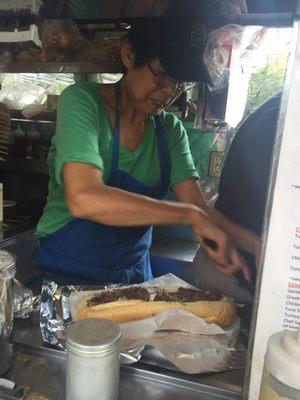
[284,223,300,330]
[247,22,300,400]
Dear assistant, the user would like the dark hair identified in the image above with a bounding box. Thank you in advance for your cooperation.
[123,23,162,70]
[122,18,211,84]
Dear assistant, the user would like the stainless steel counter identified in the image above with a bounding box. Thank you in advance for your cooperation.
[3,318,244,400]
[0,222,245,400]
[151,233,198,262]
[3,342,242,400]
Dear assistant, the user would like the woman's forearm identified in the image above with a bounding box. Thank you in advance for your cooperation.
[64,164,251,279]
[69,184,196,227]
[65,162,197,227]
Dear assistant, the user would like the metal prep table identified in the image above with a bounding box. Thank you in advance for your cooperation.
[1,317,244,400]
[0,213,246,400]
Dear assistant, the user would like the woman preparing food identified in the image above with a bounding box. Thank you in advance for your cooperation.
[36,20,258,285]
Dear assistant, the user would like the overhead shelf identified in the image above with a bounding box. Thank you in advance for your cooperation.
[10,109,57,123]
[5,62,122,74]
[68,13,296,27]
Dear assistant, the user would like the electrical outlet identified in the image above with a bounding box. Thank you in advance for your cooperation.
[208,151,225,178]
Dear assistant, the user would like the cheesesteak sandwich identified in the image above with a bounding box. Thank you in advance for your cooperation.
[76,286,236,328]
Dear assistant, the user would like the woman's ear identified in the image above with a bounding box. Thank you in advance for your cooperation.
[121,39,135,71]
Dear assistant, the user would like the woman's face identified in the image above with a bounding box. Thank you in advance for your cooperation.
[122,41,179,116]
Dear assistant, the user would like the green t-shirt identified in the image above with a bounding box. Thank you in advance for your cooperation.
[66,0,103,18]
[36,82,198,237]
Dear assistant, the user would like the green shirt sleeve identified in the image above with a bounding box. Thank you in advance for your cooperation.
[53,84,104,186]
[163,112,199,188]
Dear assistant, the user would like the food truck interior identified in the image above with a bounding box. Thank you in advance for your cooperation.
[0,1,298,399]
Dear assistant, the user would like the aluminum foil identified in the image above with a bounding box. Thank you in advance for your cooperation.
[39,282,75,348]
[40,275,247,372]
[13,279,40,319]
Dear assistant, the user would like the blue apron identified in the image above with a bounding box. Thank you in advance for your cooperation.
[37,81,170,284]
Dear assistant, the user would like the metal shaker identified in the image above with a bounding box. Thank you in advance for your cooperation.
[0,251,16,375]
[66,318,121,400]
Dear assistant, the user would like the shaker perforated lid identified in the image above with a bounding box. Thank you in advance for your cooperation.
[0,250,16,277]
[66,318,121,354]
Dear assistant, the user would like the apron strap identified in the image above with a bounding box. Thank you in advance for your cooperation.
[154,114,170,191]
[111,80,122,170]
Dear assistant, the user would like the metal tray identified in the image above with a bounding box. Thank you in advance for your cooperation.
[2,342,242,400]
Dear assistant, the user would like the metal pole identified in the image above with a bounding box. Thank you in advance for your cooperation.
[243,14,300,400]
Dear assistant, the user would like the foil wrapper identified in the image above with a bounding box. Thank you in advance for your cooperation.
[39,275,247,373]
[13,280,40,319]
[40,282,83,349]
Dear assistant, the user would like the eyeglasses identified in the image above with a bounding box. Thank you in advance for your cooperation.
[148,63,180,90]
[147,63,196,109]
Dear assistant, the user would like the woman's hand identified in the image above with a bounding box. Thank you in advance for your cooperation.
[188,207,251,283]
